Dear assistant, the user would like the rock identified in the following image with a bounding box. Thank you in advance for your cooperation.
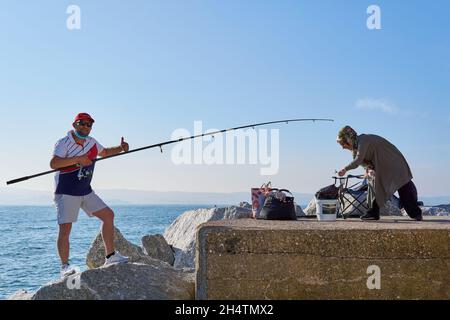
[304,198,316,216]
[32,262,195,300]
[435,204,450,211]
[239,201,252,209]
[86,227,157,269]
[380,197,403,216]
[421,205,450,216]
[141,234,175,266]
[7,289,34,300]
[163,205,252,268]
[295,204,305,217]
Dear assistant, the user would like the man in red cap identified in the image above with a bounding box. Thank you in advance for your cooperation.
[50,113,130,277]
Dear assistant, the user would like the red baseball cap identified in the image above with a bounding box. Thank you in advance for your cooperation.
[74,113,95,123]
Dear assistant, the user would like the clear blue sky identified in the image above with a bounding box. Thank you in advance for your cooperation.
[1,0,449,196]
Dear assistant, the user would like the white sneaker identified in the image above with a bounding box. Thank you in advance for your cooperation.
[60,264,76,278]
[104,251,129,266]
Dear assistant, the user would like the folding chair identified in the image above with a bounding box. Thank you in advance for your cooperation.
[332,174,371,219]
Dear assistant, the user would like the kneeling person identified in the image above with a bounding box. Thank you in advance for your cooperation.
[337,126,423,221]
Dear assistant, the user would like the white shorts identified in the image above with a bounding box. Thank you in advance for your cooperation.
[54,191,108,224]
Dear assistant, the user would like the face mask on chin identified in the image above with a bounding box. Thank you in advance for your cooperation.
[74,130,89,140]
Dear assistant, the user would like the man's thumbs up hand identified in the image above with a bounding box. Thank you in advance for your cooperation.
[120,137,129,152]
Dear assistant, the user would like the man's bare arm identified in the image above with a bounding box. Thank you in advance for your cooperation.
[50,155,92,169]
[99,146,124,158]
[99,138,129,158]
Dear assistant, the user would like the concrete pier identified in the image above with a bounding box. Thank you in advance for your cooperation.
[196,217,450,300]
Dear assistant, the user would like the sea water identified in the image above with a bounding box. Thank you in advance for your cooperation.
[0,204,212,299]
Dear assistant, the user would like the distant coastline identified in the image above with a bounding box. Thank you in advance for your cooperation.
[0,188,313,207]
[1,188,449,207]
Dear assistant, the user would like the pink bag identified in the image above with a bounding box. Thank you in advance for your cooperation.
[251,182,272,219]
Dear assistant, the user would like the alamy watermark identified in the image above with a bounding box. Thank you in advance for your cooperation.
[65,266,82,290]
[366,265,381,290]
[367,5,382,30]
[170,121,280,175]
[65,5,381,31]
[66,5,81,30]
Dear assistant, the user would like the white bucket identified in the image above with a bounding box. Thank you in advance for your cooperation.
[315,198,339,221]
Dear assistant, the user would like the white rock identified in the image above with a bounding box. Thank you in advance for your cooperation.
[163,206,252,268]
[295,204,305,216]
[141,234,175,266]
[239,201,252,209]
[86,227,158,269]
[421,205,450,216]
[31,262,194,300]
[7,289,34,300]
[304,198,317,216]
[380,197,403,216]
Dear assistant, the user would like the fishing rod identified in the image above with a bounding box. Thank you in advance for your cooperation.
[6,118,333,185]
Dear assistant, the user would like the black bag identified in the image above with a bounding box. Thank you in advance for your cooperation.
[258,189,297,220]
[315,184,339,200]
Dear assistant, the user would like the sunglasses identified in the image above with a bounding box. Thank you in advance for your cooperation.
[76,120,93,128]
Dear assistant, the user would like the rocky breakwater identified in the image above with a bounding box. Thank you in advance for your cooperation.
[8,203,254,300]
[9,228,194,300]
[164,204,253,269]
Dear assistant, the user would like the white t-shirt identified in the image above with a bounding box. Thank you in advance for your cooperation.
[53,131,104,196]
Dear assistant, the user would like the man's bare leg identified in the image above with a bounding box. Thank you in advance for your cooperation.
[92,207,115,255]
[57,223,72,265]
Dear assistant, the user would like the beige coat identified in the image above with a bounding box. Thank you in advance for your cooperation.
[344,134,413,207]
